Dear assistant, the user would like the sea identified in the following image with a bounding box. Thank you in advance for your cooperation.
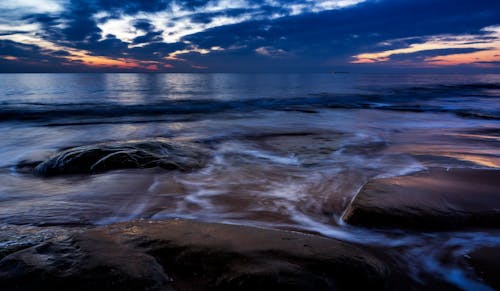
[0,73,499,289]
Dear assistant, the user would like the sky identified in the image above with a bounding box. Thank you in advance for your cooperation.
[0,0,499,73]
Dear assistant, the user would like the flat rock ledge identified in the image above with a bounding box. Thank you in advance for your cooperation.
[0,219,399,291]
[465,245,500,290]
[32,138,210,176]
[342,168,500,230]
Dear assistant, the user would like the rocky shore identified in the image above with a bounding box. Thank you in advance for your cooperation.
[1,217,499,290]
[2,140,500,290]
[1,219,402,291]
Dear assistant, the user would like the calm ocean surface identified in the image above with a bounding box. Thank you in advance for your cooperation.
[1,73,499,289]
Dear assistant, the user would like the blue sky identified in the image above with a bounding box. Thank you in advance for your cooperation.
[0,0,499,72]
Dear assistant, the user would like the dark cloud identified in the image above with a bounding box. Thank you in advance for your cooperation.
[50,50,72,56]
[61,2,102,42]
[95,0,170,15]
[0,39,72,72]
[22,13,59,24]
[388,48,489,61]
[133,19,155,31]
[133,31,163,44]
[127,42,187,59]
[82,34,129,56]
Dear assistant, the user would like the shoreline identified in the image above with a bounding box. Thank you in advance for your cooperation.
[1,166,500,290]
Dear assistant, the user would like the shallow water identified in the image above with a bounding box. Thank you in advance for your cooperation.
[0,73,499,289]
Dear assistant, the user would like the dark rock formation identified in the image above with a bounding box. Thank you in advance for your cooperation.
[0,225,73,260]
[466,246,500,289]
[0,219,398,290]
[342,168,500,230]
[33,138,210,176]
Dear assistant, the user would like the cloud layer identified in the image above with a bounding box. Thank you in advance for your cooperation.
[0,0,499,72]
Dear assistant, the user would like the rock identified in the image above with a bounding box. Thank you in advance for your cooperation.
[342,168,500,230]
[248,132,346,166]
[33,138,210,176]
[0,231,171,291]
[0,219,398,290]
[466,246,500,290]
[0,225,73,259]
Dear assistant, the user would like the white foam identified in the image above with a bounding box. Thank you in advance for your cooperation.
[218,142,300,165]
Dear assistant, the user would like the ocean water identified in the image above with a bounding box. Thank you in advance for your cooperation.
[0,73,499,289]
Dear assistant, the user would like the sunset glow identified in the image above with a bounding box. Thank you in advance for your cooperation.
[352,26,500,66]
[0,0,498,72]
[67,53,162,70]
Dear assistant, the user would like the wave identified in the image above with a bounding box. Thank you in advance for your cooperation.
[0,95,364,122]
[1,83,499,123]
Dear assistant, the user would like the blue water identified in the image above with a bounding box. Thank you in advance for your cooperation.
[0,73,499,122]
[0,73,499,289]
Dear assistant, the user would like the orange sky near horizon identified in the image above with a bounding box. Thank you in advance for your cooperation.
[351,26,500,67]
[67,54,162,70]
